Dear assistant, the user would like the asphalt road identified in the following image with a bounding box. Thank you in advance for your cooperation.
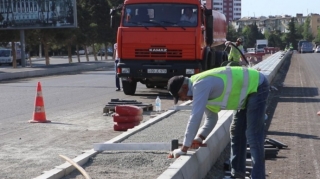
[4,52,314,179]
[264,52,320,178]
[0,60,181,179]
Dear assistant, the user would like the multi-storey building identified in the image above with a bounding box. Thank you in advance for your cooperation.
[203,0,241,23]
[0,0,75,28]
[231,13,320,38]
[215,0,241,23]
[310,14,320,37]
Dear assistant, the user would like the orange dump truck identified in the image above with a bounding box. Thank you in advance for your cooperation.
[110,0,227,95]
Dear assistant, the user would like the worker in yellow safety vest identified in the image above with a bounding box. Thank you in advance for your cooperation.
[167,66,269,179]
[225,38,245,62]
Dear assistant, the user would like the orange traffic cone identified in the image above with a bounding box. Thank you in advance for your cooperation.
[29,82,51,123]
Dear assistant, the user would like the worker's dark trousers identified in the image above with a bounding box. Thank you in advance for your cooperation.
[230,77,269,179]
[115,59,120,89]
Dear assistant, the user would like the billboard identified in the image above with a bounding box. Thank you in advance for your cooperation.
[0,0,77,30]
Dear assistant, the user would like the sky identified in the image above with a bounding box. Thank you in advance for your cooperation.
[241,0,320,18]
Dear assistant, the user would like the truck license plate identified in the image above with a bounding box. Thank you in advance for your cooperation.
[147,69,167,74]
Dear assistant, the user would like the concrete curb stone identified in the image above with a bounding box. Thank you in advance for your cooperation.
[30,51,290,179]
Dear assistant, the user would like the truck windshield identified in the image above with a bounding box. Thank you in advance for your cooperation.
[257,44,266,49]
[122,4,198,27]
[0,49,11,57]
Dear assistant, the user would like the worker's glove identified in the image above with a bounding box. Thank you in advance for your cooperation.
[225,41,231,46]
[190,136,205,149]
[194,136,203,143]
[171,148,186,158]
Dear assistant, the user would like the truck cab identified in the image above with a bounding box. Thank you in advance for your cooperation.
[0,48,22,66]
[111,0,227,95]
[255,39,268,53]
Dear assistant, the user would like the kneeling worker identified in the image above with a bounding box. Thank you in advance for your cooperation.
[167,66,269,179]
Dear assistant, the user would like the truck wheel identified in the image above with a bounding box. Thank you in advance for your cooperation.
[201,55,208,71]
[122,80,137,95]
[146,84,154,88]
[156,85,165,89]
[207,50,215,69]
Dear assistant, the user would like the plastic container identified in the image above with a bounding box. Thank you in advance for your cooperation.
[155,96,161,112]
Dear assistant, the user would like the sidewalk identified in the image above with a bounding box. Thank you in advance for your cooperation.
[0,56,114,81]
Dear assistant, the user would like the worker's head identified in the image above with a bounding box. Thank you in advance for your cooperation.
[184,7,193,17]
[167,76,191,104]
[236,38,242,45]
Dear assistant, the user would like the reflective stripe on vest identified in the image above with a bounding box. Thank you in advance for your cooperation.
[206,67,248,109]
[190,66,259,113]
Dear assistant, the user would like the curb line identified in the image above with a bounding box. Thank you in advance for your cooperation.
[33,51,290,179]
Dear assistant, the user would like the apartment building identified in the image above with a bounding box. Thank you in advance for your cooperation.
[231,13,320,37]
[310,14,320,37]
[202,0,241,22]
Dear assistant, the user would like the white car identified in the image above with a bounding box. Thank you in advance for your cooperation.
[315,46,320,53]
[246,48,256,54]
[75,50,87,55]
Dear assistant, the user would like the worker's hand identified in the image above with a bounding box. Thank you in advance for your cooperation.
[171,148,187,158]
[195,136,203,142]
[225,41,231,46]
[190,136,206,149]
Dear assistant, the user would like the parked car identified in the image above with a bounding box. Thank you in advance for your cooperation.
[298,40,308,53]
[106,47,113,56]
[301,42,313,53]
[75,49,89,55]
[246,48,255,54]
[315,46,320,53]
[97,49,105,56]
[97,48,113,56]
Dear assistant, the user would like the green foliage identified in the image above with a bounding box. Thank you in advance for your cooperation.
[267,30,285,49]
[231,15,320,51]
[302,16,313,41]
[1,1,318,56]
[241,23,265,49]
[314,28,320,44]
[284,18,298,50]
[226,24,239,43]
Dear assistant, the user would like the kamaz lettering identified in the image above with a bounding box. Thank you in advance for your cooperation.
[149,49,167,52]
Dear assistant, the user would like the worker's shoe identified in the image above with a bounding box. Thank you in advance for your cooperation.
[231,171,247,179]
[116,88,121,91]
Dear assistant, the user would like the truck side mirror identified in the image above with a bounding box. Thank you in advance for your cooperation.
[205,16,213,46]
[109,4,123,28]
[110,9,115,27]
[204,9,212,16]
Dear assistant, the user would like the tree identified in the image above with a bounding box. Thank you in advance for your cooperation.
[302,16,313,41]
[0,30,20,68]
[51,28,78,63]
[226,24,239,43]
[285,18,298,50]
[38,29,58,65]
[241,23,264,49]
[267,30,285,49]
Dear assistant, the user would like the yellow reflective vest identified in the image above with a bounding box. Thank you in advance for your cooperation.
[228,44,244,62]
[190,66,259,113]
